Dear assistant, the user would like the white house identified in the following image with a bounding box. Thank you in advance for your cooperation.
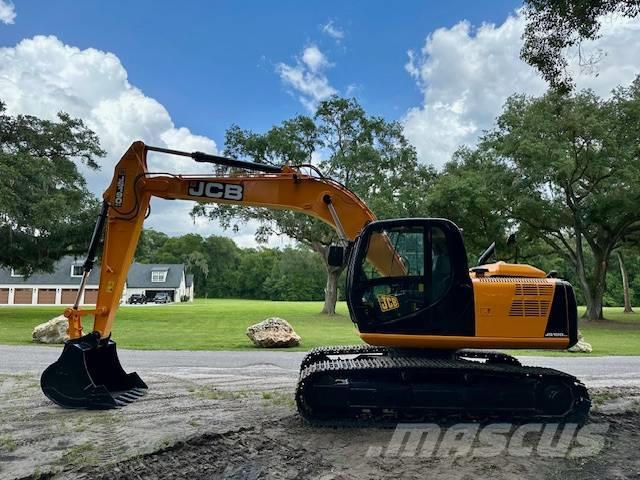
[0,256,194,305]
[124,263,194,303]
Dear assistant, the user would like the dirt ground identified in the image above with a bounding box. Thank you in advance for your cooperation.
[1,368,640,480]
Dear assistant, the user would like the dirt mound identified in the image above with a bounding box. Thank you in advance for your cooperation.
[78,419,330,480]
[72,411,640,480]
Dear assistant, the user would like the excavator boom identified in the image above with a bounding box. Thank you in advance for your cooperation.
[89,141,382,339]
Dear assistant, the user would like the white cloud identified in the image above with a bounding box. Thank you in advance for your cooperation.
[276,45,337,111]
[0,35,270,245]
[321,20,344,41]
[0,0,15,24]
[301,45,329,72]
[403,11,640,167]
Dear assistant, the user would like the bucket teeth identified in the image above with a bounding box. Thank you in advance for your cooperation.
[115,390,146,402]
[111,389,148,407]
[126,389,147,397]
[41,333,148,409]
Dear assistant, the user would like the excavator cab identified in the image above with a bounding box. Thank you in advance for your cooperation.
[347,218,475,337]
[298,218,589,424]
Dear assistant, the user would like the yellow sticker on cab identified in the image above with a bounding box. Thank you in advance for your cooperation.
[378,294,400,312]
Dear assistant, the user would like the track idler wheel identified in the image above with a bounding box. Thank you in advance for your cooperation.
[41,332,147,409]
[537,380,574,417]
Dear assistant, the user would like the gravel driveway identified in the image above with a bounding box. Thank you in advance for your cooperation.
[1,345,639,480]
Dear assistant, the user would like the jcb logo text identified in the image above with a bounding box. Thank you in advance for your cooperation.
[188,181,243,201]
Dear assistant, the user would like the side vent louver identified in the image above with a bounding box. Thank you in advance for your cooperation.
[509,283,553,318]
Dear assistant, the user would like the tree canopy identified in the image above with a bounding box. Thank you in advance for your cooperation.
[424,147,512,262]
[522,0,640,91]
[193,96,434,314]
[0,102,104,274]
[464,79,640,319]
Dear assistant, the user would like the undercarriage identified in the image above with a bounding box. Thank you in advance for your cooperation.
[296,345,591,426]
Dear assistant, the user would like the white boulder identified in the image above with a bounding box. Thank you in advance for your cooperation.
[567,331,592,353]
[32,315,69,344]
[246,317,301,348]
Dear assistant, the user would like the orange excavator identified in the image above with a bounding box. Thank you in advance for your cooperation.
[41,141,590,424]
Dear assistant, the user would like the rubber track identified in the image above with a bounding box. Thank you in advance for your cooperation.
[295,345,590,427]
[299,344,390,372]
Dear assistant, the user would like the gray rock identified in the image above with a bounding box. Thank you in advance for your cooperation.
[32,315,69,344]
[246,317,301,348]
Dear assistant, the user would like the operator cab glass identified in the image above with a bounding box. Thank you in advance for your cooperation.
[347,219,474,336]
[356,224,452,322]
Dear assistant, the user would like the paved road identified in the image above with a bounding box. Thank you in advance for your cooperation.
[1,345,639,387]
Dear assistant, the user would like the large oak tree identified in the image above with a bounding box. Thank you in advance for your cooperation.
[0,102,104,274]
[193,96,434,314]
[477,80,640,320]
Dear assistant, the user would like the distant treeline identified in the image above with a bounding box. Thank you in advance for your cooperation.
[135,229,640,307]
[135,230,330,301]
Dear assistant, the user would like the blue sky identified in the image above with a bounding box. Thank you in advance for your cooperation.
[0,1,638,242]
[0,0,521,143]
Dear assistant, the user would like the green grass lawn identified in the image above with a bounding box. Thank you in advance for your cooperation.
[0,300,638,355]
[0,299,359,351]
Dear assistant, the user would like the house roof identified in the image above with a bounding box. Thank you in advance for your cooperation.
[185,274,194,288]
[0,256,101,286]
[0,256,186,289]
[126,263,185,288]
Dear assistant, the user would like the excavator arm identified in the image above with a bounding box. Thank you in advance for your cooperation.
[77,141,380,338]
[78,141,404,339]
[41,141,401,409]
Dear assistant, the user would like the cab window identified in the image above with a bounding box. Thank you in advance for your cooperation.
[355,225,452,323]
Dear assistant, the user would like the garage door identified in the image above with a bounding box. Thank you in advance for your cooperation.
[0,289,8,304]
[145,290,175,302]
[14,288,33,304]
[83,289,98,304]
[37,289,56,304]
[61,289,78,304]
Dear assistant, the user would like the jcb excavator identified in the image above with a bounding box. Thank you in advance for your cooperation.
[41,141,590,424]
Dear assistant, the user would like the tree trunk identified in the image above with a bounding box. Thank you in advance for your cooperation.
[311,242,345,316]
[583,294,604,321]
[321,266,342,315]
[580,254,608,321]
[616,250,634,313]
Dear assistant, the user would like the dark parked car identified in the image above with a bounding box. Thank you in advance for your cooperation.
[128,294,147,304]
[152,292,171,304]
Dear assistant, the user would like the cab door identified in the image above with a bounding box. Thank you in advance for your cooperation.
[347,219,475,336]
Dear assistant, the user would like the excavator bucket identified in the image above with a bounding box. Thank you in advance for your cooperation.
[41,332,147,409]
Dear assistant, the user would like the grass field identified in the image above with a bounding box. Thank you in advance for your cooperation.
[0,300,639,355]
[0,300,356,351]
